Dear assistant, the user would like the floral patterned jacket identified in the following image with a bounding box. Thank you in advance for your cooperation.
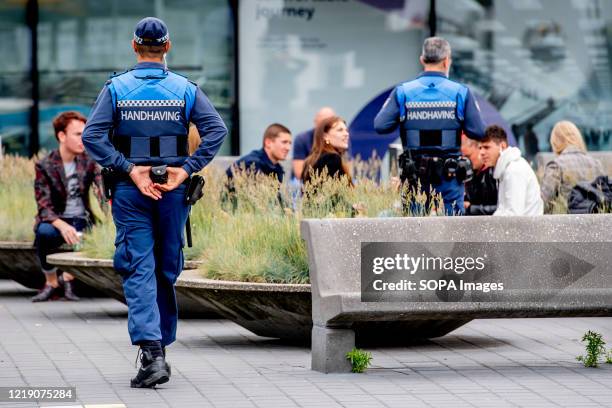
[34,149,105,230]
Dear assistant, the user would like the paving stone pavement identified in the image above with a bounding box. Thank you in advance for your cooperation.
[0,280,611,408]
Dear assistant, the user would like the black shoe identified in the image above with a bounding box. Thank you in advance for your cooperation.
[31,285,59,302]
[162,347,171,378]
[130,349,169,388]
[60,278,80,301]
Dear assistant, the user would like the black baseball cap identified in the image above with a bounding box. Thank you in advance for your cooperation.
[133,17,169,45]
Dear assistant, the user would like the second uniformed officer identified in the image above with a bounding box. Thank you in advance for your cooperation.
[82,17,227,387]
[374,36,486,215]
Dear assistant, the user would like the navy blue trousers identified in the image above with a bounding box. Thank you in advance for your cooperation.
[433,177,465,215]
[111,182,189,346]
[35,218,88,271]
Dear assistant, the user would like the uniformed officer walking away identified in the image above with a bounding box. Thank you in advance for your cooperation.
[374,37,486,215]
[82,17,227,388]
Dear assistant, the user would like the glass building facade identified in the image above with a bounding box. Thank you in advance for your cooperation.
[0,0,235,156]
[437,0,612,153]
[0,3,31,155]
[0,0,610,157]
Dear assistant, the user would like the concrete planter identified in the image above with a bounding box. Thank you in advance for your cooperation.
[43,251,472,343]
[46,252,313,337]
[46,252,218,318]
[174,274,465,343]
[0,241,102,297]
[176,272,312,341]
[0,242,45,288]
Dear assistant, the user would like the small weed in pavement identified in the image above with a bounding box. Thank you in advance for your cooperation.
[346,348,372,373]
[576,331,606,367]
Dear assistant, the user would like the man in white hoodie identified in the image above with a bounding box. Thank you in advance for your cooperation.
[480,125,544,216]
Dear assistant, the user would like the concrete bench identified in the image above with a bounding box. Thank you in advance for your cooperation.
[301,214,612,373]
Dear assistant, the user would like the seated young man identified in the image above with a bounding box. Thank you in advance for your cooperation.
[479,125,543,216]
[33,111,105,302]
[461,134,498,215]
[226,123,292,182]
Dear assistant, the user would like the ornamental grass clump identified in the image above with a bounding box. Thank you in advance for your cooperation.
[352,154,383,181]
[81,213,115,259]
[299,170,440,219]
[2,151,442,285]
[81,166,222,261]
[183,166,224,260]
[202,211,308,283]
[199,164,439,283]
[203,168,309,283]
[0,154,37,241]
[73,157,443,284]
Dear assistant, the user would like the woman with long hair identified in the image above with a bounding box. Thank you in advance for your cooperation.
[302,116,351,185]
[541,120,605,211]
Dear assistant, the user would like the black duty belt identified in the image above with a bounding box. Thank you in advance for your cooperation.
[113,134,188,158]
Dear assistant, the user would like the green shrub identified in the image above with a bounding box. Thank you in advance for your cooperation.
[346,347,372,373]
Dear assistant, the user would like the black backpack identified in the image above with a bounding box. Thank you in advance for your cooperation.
[568,175,612,214]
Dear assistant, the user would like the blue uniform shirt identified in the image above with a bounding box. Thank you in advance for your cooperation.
[82,62,227,176]
[374,71,486,148]
[292,129,314,161]
[226,148,284,183]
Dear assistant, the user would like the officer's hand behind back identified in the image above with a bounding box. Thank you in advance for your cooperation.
[129,165,162,200]
[154,167,189,193]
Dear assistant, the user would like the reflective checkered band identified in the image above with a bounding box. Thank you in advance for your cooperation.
[405,101,457,108]
[117,100,184,107]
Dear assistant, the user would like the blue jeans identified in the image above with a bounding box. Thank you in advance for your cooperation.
[111,182,189,346]
[35,217,89,271]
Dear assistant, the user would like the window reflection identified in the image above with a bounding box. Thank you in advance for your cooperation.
[0,2,30,155]
[36,0,234,153]
[437,0,612,152]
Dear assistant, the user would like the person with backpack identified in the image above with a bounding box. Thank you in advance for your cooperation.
[541,121,605,213]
